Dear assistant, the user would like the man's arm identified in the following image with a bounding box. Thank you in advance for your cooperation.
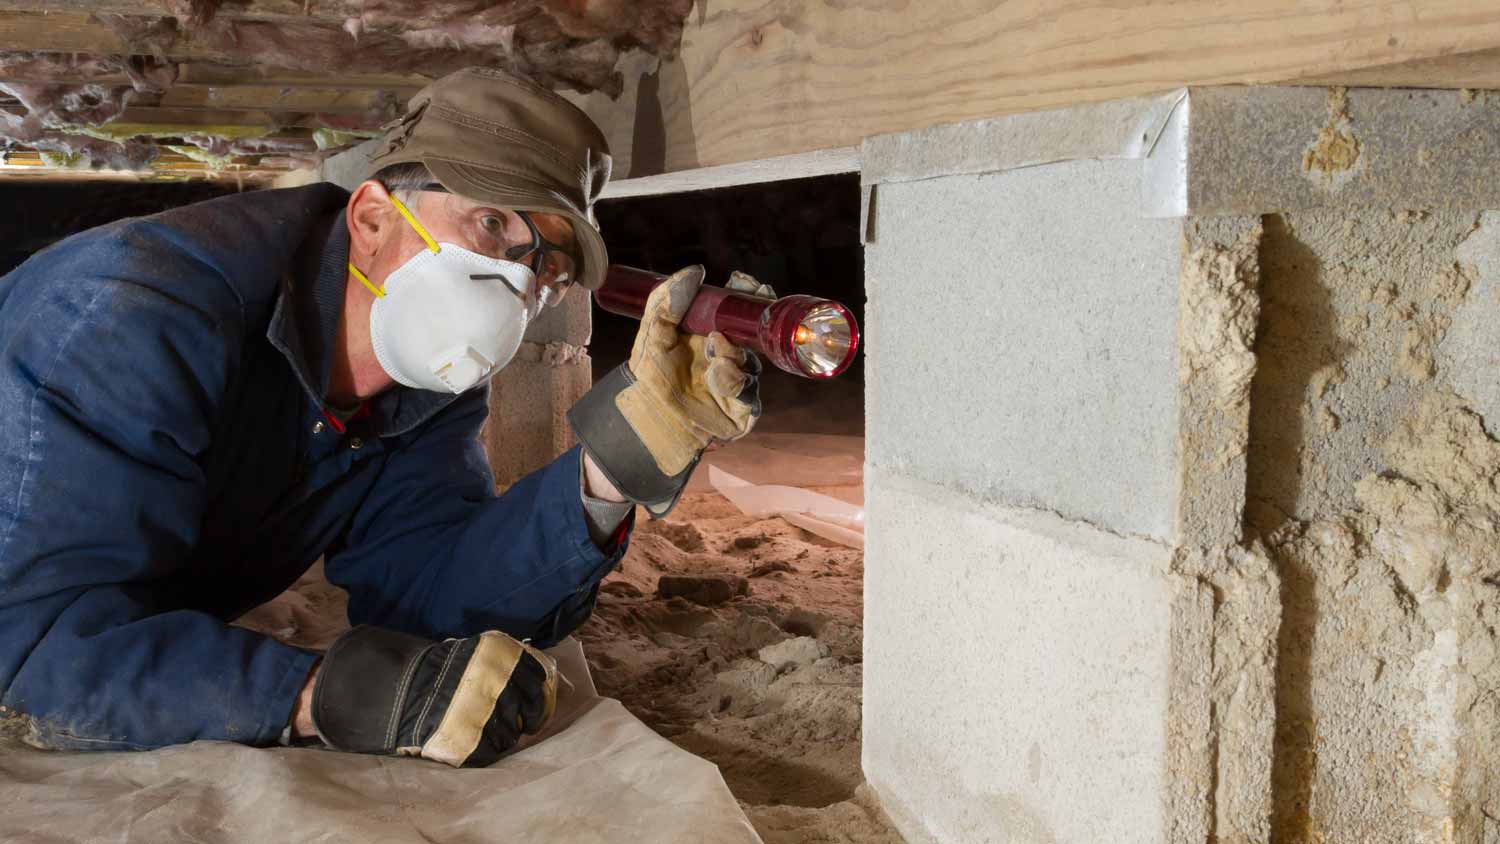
[287,445,631,740]
[0,274,318,750]
[322,389,632,649]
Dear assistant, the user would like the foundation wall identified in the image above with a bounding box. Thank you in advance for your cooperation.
[861,87,1500,843]
[862,154,1186,843]
[1251,207,1500,844]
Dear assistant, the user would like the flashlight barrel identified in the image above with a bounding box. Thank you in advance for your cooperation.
[597,265,860,379]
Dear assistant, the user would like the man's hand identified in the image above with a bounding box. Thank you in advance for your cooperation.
[617,265,762,476]
[304,626,556,767]
[290,664,319,738]
[568,265,764,517]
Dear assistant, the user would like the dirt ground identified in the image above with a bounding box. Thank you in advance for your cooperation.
[575,424,903,843]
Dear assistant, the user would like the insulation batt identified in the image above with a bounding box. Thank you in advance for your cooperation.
[97,0,692,94]
[0,2,690,170]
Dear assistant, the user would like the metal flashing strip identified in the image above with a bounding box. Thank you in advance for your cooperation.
[862,85,1500,218]
[859,90,1187,187]
[598,147,860,200]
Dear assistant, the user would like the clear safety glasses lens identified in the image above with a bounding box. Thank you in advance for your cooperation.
[506,211,582,310]
[792,305,855,376]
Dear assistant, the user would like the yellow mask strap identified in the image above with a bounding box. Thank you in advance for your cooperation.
[348,263,384,299]
[388,192,441,254]
[347,191,443,299]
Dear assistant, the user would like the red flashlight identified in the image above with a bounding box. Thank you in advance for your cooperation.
[596,265,862,379]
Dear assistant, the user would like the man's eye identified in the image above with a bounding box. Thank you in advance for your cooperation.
[480,215,505,233]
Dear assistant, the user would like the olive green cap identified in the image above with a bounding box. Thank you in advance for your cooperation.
[369,67,613,290]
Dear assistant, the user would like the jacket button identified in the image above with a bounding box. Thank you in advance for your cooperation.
[349,437,363,450]
[312,420,326,434]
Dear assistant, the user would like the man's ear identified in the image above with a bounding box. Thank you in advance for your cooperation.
[347,179,396,261]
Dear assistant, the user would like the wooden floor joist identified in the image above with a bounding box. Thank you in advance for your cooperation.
[0,0,1497,181]
[565,0,1500,179]
[0,0,340,21]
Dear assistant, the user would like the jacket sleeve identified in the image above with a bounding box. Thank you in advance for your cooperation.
[0,261,318,751]
[324,391,632,647]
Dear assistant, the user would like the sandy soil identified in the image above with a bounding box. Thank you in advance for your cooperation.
[576,425,902,843]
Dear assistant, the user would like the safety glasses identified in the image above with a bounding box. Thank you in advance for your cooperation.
[504,210,583,312]
[395,182,582,314]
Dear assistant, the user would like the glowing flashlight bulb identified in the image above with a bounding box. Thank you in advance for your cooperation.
[794,324,814,345]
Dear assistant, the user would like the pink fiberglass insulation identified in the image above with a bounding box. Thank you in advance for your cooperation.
[0,82,148,128]
[0,1,692,171]
[95,0,693,95]
[1,131,158,170]
[0,53,177,94]
[95,13,625,95]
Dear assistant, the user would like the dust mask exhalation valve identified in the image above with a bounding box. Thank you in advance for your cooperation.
[595,265,861,379]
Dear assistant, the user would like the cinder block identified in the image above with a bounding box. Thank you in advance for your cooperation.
[862,467,1174,844]
[864,158,1183,541]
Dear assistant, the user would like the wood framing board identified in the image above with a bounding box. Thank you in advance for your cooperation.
[0,0,336,20]
[0,11,224,57]
[564,0,1500,178]
[0,61,426,93]
[1295,46,1500,89]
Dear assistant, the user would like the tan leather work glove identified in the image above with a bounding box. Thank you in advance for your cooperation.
[568,265,766,517]
[311,626,558,767]
[616,265,763,476]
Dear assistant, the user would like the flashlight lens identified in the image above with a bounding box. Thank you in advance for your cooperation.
[793,305,853,376]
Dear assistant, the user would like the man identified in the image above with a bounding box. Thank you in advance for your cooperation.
[0,67,761,768]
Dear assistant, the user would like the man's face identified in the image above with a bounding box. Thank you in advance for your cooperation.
[389,189,583,312]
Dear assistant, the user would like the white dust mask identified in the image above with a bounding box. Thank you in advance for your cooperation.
[355,195,536,394]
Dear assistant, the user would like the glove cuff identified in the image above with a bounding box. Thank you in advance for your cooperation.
[568,363,700,518]
[311,625,432,754]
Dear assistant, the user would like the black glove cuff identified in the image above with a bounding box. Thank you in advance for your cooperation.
[311,625,433,754]
[568,363,699,518]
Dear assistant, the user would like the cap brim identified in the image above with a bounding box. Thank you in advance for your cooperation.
[423,158,610,291]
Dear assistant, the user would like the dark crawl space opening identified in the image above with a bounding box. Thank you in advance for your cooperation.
[0,180,238,276]
[577,173,900,840]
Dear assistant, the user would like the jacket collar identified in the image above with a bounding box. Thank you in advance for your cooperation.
[266,205,459,439]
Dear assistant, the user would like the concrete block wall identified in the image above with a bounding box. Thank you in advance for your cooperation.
[860,87,1500,843]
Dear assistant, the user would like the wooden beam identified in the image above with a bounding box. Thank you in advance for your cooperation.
[114,105,360,128]
[0,11,179,55]
[154,85,406,114]
[175,65,426,91]
[0,0,340,21]
[1295,46,1500,89]
[564,0,1500,179]
[0,67,424,100]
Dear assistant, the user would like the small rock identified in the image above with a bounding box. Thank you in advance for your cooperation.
[733,534,769,550]
[600,580,644,598]
[779,608,829,638]
[749,560,795,578]
[657,574,749,606]
[758,636,830,671]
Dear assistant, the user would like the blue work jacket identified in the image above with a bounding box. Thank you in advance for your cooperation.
[0,183,628,751]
